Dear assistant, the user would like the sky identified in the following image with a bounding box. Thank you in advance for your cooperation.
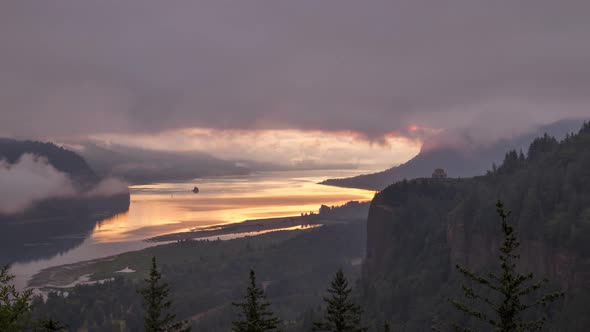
[1,1,589,169]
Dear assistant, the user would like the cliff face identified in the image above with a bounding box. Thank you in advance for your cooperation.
[366,191,590,292]
[362,122,590,331]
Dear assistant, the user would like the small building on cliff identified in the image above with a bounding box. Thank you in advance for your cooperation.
[432,168,447,179]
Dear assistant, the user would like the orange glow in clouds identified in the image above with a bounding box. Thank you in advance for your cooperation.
[90,128,422,172]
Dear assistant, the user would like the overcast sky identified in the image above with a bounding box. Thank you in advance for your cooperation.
[1,1,589,166]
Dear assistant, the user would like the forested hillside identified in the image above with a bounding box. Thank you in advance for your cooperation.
[322,119,582,190]
[14,123,590,331]
[363,122,590,330]
[33,222,367,331]
[0,138,99,190]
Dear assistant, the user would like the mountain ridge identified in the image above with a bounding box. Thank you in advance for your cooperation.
[322,119,584,190]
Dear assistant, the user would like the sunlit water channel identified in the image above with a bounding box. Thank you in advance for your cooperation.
[11,170,375,289]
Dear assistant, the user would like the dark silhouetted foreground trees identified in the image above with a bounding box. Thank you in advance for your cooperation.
[314,269,367,332]
[379,322,391,332]
[444,201,563,332]
[232,269,280,332]
[0,265,68,331]
[140,256,190,332]
[36,318,68,331]
[0,265,34,332]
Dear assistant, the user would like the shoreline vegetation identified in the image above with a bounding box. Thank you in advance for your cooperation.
[30,220,368,331]
[28,201,369,290]
[146,215,322,242]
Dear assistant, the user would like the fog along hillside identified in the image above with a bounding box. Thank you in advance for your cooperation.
[0,139,100,190]
[24,122,590,331]
[322,119,583,190]
[77,142,252,185]
[0,139,130,265]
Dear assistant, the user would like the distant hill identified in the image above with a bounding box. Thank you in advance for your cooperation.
[321,119,584,190]
[77,142,251,184]
[0,138,100,190]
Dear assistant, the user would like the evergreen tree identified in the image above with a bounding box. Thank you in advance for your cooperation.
[139,256,190,332]
[0,265,34,332]
[35,319,68,331]
[313,269,367,332]
[232,269,280,332]
[447,201,563,332]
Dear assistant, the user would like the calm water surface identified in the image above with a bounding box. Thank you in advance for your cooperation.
[11,170,375,288]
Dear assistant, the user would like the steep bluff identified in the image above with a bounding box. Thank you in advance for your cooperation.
[363,122,590,330]
[366,185,590,291]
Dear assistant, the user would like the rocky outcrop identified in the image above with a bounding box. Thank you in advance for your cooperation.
[362,122,590,330]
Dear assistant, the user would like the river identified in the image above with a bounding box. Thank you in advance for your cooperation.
[10,170,375,289]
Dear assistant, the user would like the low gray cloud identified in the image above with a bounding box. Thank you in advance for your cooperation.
[1,1,589,141]
[0,154,75,214]
[0,153,130,214]
[85,177,129,197]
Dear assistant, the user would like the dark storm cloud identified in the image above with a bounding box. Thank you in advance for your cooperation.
[1,0,589,140]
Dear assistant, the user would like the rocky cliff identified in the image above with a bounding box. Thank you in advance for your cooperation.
[363,122,590,330]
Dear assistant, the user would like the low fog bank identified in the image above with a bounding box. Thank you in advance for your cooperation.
[75,142,251,184]
[74,141,362,185]
[322,118,586,190]
[0,153,128,214]
[0,154,75,214]
[418,117,586,153]
[85,177,129,197]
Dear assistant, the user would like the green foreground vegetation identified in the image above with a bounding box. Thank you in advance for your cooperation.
[2,201,565,332]
[30,220,367,331]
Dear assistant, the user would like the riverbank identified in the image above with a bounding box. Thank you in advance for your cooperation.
[28,222,316,290]
[27,201,368,290]
[147,214,320,242]
[32,220,367,331]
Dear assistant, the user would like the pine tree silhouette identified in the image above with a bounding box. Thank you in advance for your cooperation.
[0,265,34,332]
[139,256,190,332]
[35,319,68,331]
[313,269,367,332]
[442,201,563,332]
[232,269,280,332]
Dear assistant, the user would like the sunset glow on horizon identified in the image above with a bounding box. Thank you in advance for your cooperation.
[86,127,422,172]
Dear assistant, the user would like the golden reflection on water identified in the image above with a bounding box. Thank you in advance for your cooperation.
[91,172,375,243]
